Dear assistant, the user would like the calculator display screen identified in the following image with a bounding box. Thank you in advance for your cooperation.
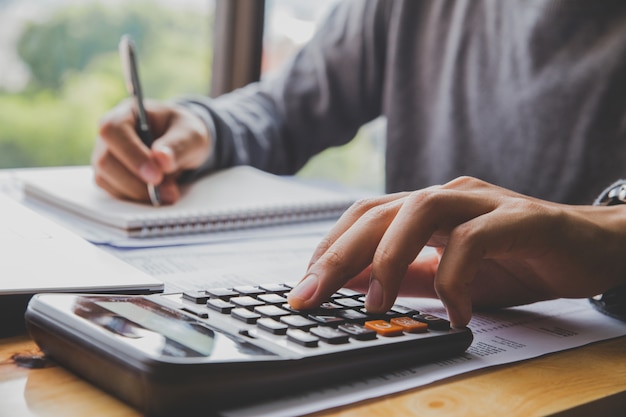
[73,296,276,359]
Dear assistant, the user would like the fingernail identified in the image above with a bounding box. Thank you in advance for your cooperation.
[153,144,175,170]
[442,301,471,329]
[365,277,383,311]
[139,161,161,184]
[157,184,178,205]
[288,274,319,302]
[153,144,174,158]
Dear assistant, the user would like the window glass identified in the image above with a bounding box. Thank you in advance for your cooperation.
[0,0,214,169]
[263,0,385,193]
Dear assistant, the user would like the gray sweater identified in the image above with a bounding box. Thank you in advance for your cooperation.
[182,0,626,204]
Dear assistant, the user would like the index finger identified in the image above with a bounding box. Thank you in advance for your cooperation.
[307,192,410,269]
[288,196,407,310]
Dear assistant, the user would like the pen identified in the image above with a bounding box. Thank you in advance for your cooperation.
[118,34,161,207]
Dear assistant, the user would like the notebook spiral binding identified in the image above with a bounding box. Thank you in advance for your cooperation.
[129,203,351,238]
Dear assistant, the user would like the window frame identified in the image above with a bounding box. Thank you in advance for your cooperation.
[210,0,265,97]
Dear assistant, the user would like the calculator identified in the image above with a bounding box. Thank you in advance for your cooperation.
[25,283,473,416]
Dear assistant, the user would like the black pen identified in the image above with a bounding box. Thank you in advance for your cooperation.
[119,34,161,206]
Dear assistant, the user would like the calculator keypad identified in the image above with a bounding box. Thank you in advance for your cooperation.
[180,284,451,349]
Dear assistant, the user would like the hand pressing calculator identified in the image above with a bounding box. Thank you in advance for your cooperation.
[25,283,473,416]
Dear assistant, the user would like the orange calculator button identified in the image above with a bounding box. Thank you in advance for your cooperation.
[390,317,428,333]
[364,320,404,337]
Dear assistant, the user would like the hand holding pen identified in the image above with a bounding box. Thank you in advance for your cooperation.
[91,36,212,205]
[119,35,161,206]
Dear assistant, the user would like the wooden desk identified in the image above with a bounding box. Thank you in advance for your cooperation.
[2,333,626,416]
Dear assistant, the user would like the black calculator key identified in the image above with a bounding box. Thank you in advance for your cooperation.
[412,313,451,330]
[205,288,238,300]
[280,303,302,314]
[181,304,209,319]
[391,305,418,316]
[318,301,343,312]
[232,308,261,324]
[338,323,377,341]
[257,318,289,335]
[259,283,291,293]
[280,315,317,331]
[254,305,290,319]
[310,327,350,344]
[334,298,364,308]
[359,309,399,320]
[286,329,319,347]
[257,293,287,305]
[336,288,364,297]
[307,314,345,326]
[206,299,235,314]
[337,309,368,322]
[182,290,211,304]
[233,285,264,296]
[230,296,264,309]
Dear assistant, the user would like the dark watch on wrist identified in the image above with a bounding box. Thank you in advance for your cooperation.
[589,180,626,321]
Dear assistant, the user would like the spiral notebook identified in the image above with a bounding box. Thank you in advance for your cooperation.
[19,166,356,238]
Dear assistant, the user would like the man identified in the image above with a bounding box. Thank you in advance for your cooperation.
[93,0,626,327]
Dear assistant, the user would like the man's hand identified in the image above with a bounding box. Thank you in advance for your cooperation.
[288,177,626,328]
[92,100,211,204]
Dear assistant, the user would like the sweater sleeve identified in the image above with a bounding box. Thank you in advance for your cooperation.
[178,0,390,178]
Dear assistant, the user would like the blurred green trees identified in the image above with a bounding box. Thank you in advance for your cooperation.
[0,2,212,168]
[0,1,384,192]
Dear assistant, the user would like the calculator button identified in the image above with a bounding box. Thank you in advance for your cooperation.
[182,290,211,304]
[390,305,418,316]
[181,304,209,319]
[286,329,319,347]
[205,288,238,300]
[307,314,345,326]
[280,315,317,331]
[390,317,428,333]
[412,314,451,330]
[259,283,291,293]
[238,329,257,339]
[337,309,368,322]
[317,301,343,312]
[360,309,399,320]
[233,285,264,296]
[364,320,404,337]
[279,303,299,314]
[338,323,377,341]
[206,299,235,314]
[230,296,264,309]
[257,318,289,335]
[336,288,364,297]
[310,327,350,344]
[257,293,287,305]
[254,305,291,319]
[232,308,262,324]
[334,298,364,309]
